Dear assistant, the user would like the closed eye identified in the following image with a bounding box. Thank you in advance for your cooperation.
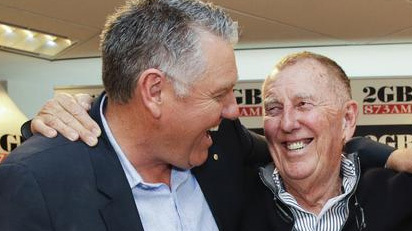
[297,101,314,110]
[212,87,234,102]
[265,104,283,116]
[214,92,226,101]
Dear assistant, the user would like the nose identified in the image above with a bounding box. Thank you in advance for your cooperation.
[280,107,299,133]
[221,90,240,120]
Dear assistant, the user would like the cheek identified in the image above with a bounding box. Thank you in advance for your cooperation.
[200,100,223,120]
[185,104,220,125]
[263,117,280,139]
[309,116,343,156]
[304,112,333,137]
[264,117,283,161]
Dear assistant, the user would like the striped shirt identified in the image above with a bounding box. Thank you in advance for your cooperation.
[272,156,358,231]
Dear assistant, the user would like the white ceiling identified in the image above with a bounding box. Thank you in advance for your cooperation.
[1,0,412,60]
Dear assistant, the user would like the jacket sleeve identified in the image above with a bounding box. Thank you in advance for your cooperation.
[228,119,271,166]
[345,136,395,173]
[244,129,271,166]
[0,163,53,231]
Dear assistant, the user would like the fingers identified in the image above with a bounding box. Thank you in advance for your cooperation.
[73,93,101,139]
[55,93,100,146]
[32,113,79,140]
[31,93,100,147]
[30,117,58,138]
[64,93,102,138]
[33,97,80,141]
[74,93,94,111]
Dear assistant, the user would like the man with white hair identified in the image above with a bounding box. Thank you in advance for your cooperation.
[247,51,412,231]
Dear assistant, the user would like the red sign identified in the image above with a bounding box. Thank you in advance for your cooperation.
[363,104,412,115]
[238,106,263,117]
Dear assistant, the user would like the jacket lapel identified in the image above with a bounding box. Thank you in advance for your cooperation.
[88,93,145,231]
[192,143,225,230]
[192,121,243,231]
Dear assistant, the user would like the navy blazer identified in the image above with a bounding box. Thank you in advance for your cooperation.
[0,93,267,231]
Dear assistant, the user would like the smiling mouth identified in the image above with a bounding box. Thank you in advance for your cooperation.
[282,138,313,151]
[205,124,219,143]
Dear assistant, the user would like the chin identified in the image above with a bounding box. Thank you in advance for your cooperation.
[284,163,315,180]
[286,171,312,180]
[189,151,209,168]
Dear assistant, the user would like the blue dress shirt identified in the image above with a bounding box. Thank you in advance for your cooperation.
[100,95,218,231]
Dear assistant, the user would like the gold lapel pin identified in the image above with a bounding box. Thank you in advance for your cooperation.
[213,154,219,161]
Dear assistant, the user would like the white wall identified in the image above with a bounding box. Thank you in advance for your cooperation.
[1,43,411,118]
[0,53,102,118]
[235,44,412,80]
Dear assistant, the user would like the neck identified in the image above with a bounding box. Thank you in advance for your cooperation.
[283,168,342,215]
[105,100,172,186]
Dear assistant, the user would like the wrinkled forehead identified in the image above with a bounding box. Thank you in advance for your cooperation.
[263,60,330,96]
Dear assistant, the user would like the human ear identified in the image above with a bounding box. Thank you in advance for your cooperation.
[137,69,166,119]
[342,100,358,141]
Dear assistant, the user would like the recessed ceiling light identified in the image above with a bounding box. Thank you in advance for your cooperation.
[0,22,76,59]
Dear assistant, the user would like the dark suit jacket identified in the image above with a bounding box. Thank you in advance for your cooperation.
[243,163,412,231]
[0,93,267,231]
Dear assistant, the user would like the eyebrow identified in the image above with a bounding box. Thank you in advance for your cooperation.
[263,93,314,105]
[216,82,236,94]
[263,97,279,106]
[216,73,238,92]
[295,93,313,100]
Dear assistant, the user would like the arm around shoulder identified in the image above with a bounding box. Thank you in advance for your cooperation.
[346,136,412,173]
[345,136,394,173]
[246,130,271,166]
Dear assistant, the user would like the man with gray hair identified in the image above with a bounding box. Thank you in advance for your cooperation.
[245,51,412,231]
[0,0,260,230]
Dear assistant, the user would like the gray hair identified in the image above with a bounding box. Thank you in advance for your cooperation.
[263,51,352,105]
[101,0,239,103]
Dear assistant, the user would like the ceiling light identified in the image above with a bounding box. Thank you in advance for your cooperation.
[0,22,75,59]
